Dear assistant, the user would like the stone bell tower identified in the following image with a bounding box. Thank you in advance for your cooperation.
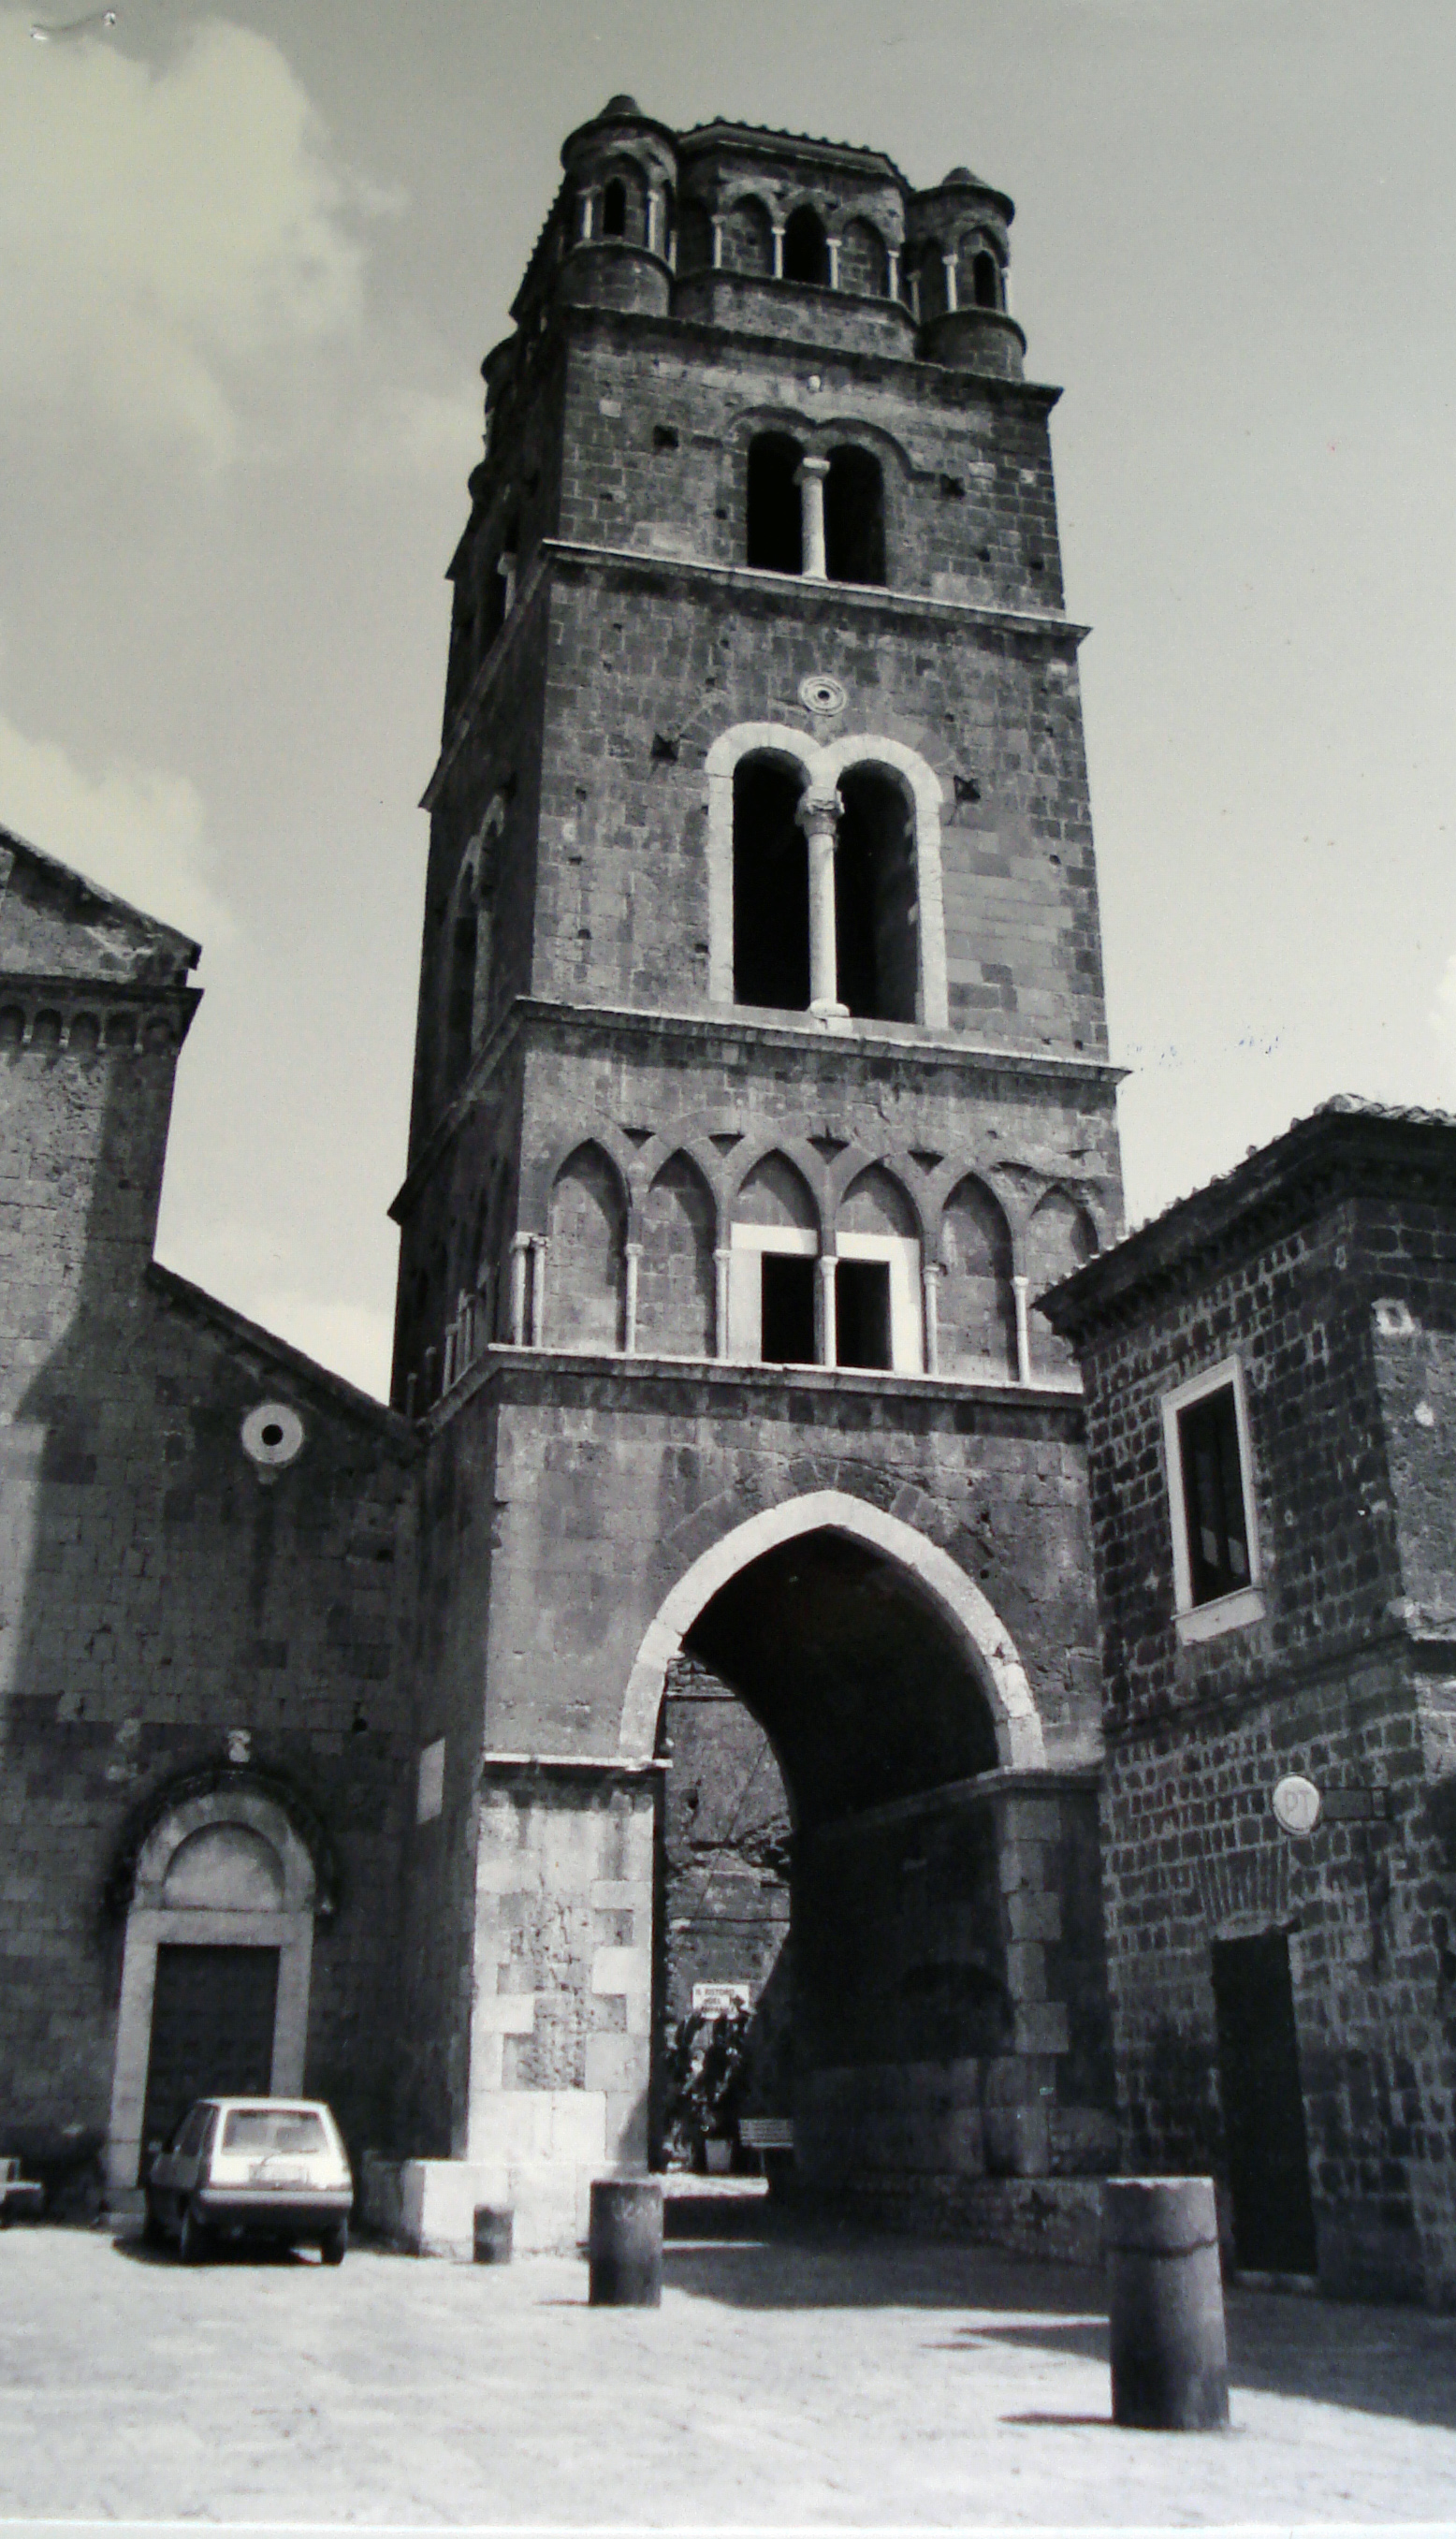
[386,98,1123,2254]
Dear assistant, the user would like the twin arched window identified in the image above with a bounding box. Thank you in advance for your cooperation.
[731,751,918,1025]
[745,433,886,584]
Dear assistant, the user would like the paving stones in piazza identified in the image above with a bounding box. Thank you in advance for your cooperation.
[2,2205,1455,2531]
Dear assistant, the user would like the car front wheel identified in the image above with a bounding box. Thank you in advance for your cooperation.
[320,2218,347,2267]
[178,2201,211,2265]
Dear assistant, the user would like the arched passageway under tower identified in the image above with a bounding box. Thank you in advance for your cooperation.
[643,1511,1112,2207]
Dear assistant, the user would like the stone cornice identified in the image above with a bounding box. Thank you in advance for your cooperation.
[418,1338,1085,1442]
[541,537,1085,642]
[390,992,1124,1220]
[0,972,201,1049]
[422,537,1085,809]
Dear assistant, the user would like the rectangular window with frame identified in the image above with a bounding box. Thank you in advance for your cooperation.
[1177,1383,1250,1604]
[1161,1357,1264,1642]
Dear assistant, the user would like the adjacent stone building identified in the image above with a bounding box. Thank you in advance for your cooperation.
[0,830,415,2195]
[1041,1101,1456,2310]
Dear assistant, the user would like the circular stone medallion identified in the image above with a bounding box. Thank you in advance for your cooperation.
[798,673,847,717]
[240,1401,306,1469]
[1272,1773,1321,1836]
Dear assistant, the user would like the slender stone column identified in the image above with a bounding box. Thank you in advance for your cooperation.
[771,221,785,279]
[577,189,595,242]
[825,235,840,288]
[886,246,900,300]
[646,189,660,257]
[797,781,847,1019]
[623,1241,642,1354]
[1012,1272,1032,1386]
[509,1234,531,1346]
[922,1260,943,1375]
[714,1246,733,1360]
[796,453,830,580]
[531,1235,549,1347]
[817,1252,837,1368]
[942,247,959,313]
[710,215,723,269]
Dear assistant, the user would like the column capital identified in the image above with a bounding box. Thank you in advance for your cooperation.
[794,452,831,484]
[796,781,843,838]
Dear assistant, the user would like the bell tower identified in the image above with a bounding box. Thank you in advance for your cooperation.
[387,100,1121,2254]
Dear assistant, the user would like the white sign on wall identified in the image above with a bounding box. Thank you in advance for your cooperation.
[692,1982,751,2015]
[1272,1774,1321,1836]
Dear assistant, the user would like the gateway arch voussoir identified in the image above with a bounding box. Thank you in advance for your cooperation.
[619,1487,1044,1770]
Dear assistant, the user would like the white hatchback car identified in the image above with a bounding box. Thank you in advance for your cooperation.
[144,2098,353,2264]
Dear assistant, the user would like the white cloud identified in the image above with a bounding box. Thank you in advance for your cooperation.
[0,711,230,946]
[0,11,379,460]
[1430,951,1456,1091]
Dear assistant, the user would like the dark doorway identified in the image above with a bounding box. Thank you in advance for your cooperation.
[760,1253,816,1364]
[834,766,919,1023]
[836,1258,891,1369]
[733,755,808,1009]
[782,205,830,285]
[823,448,886,586]
[746,433,803,574]
[1212,1932,1318,2274]
[140,1943,280,2155]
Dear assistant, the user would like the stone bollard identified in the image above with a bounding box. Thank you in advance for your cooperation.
[1104,2177,1230,2430]
[588,2177,662,2308]
[473,2204,513,2265]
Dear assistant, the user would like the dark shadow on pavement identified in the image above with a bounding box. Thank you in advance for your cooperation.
[661,2212,1456,2434]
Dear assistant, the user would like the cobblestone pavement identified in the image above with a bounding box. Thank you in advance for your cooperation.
[1,2210,1454,2530]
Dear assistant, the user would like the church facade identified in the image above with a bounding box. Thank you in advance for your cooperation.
[3,101,1126,2256]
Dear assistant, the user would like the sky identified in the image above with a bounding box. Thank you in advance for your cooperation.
[3,0,1453,1397]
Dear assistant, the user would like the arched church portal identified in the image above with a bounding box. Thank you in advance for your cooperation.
[106,1787,320,2194]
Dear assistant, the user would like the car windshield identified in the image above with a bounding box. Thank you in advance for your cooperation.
[221,2109,328,2153]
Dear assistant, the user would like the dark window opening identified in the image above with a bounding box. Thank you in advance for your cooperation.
[1176,1383,1251,1606]
[916,242,949,322]
[761,1253,816,1364]
[444,905,478,1085]
[971,249,1001,310]
[602,178,627,238]
[746,431,804,574]
[835,1259,892,1370]
[733,756,808,1009]
[783,204,830,285]
[823,446,886,585]
[833,765,918,1024]
[653,423,679,450]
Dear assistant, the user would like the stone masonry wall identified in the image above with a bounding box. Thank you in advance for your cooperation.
[0,962,415,2169]
[1077,1183,1456,2305]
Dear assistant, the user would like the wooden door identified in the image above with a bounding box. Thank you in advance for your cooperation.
[141,1944,280,2156]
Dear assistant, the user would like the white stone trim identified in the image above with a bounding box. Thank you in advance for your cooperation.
[836,1230,924,1371]
[703,723,948,1027]
[106,1788,317,2195]
[619,1488,1044,1768]
[1160,1354,1263,1635]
